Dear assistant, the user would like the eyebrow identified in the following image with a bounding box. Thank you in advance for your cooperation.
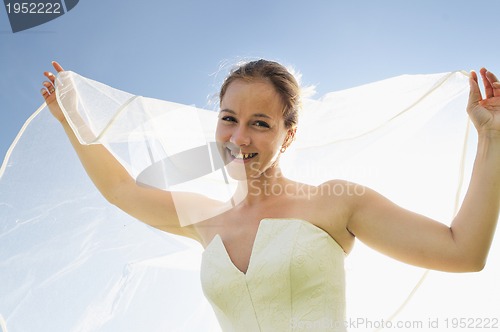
[220,109,273,119]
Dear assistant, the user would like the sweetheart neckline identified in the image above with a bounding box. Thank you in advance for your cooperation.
[204,218,346,276]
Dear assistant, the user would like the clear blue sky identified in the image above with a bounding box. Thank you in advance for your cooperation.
[1,0,499,162]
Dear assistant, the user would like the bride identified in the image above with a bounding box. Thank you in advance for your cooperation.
[41,59,499,331]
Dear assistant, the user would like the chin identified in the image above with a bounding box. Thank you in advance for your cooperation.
[225,161,249,181]
[214,144,245,181]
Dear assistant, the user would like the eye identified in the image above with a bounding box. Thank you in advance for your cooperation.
[254,120,270,128]
[220,115,237,123]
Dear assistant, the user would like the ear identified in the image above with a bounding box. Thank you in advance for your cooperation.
[282,127,297,150]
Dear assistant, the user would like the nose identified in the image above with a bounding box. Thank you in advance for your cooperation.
[230,125,251,147]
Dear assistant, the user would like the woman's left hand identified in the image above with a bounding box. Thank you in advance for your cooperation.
[467,68,500,137]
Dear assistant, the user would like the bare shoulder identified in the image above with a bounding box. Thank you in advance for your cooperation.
[305,179,362,253]
[317,179,367,210]
[318,179,367,197]
[316,179,372,228]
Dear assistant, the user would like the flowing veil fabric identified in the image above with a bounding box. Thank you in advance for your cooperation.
[0,70,498,331]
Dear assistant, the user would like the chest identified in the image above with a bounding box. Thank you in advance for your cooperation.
[202,201,320,274]
[197,193,350,273]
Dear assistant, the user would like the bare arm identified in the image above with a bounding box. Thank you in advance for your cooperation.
[41,62,201,241]
[345,68,500,272]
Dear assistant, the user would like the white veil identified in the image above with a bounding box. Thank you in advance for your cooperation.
[0,70,498,331]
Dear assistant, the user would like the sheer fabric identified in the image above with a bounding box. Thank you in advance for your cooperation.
[0,70,498,331]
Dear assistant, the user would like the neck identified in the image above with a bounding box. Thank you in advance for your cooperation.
[234,165,289,207]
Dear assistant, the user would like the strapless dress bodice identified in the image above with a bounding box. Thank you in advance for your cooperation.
[200,218,347,331]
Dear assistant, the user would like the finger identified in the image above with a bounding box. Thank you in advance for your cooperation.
[486,71,500,97]
[486,70,499,83]
[44,71,57,84]
[40,88,49,99]
[40,87,55,100]
[480,68,493,99]
[42,81,56,94]
[468,70,483,105]
[479,96,500,109]
[52,61,64,72]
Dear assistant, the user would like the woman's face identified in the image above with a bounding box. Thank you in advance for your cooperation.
[216,79,290,180]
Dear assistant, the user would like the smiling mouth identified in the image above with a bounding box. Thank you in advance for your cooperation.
[229,149,258,161]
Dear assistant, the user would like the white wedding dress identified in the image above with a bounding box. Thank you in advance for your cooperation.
[0,70,498,332]
[201,218,346,332]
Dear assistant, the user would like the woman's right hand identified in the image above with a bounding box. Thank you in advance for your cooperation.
[41,61,66,123]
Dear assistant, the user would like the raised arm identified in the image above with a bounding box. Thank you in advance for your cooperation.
[41,62,201,241]
[345,68,500,272]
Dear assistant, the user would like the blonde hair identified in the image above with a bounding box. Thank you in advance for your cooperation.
[219,59,301,129]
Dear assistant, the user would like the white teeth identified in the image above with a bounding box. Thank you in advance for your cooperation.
[230,151,243,159]
[243,153,257,159]
[229,150,256,160]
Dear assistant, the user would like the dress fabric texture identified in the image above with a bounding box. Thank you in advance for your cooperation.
[201,218,346,332]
